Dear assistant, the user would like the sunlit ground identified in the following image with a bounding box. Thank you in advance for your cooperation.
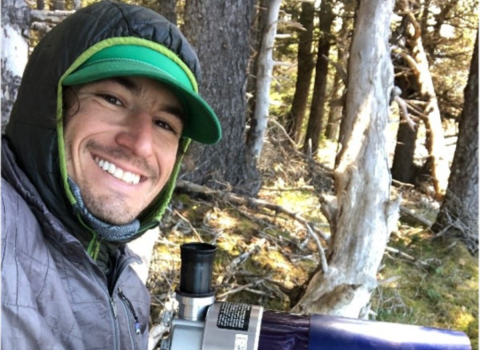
[147,135,478,349]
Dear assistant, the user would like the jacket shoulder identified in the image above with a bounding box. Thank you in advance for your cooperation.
[2,178,47,252]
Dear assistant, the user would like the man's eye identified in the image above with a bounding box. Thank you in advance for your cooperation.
[154,120,172,130]
[154,119,178,134]
[100,94,122,106]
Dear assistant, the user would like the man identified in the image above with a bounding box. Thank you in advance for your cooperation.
[1,1,221,349]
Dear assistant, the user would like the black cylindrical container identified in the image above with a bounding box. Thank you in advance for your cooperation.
[179,243,216,296]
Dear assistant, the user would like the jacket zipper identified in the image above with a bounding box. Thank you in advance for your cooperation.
[118,288,141,350]
[85,261,120,350]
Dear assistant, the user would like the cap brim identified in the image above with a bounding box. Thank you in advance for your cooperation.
[63,61,221,145]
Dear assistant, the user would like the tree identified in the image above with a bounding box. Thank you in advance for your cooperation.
[53,0,65,10]
[292,0,398,317]
[182,0,261,195]
[157,0,177,24]
[302,0,335,155]
[391,1,450,200]
[391,119,419,183]
[432,30,479,254]
[1,0,30,132]
[245,0,283,169]
[285,1,315,143]
[325,4,352,142]
[391,15,419,184]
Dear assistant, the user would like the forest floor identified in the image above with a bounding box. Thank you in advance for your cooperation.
[146,133,478,349]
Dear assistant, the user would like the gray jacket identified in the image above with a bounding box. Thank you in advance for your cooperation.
[2,141,150,349]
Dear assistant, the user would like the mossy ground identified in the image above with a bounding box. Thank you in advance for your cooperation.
[373,230,478,349]
[147,138,478,349]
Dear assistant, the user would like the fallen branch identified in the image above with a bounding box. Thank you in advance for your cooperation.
[176,179,330,244]
[394,96,417,130]
[305,223,328,273]
[228,239,265,272]
[399,206,433,227]
[385,246,415,261]
[217,239,266,287]
[148,323,169,350]
[177,179,331,266]
[270,119,333,175]
[217,279,265,299]
[30,9,74,24]
[377,275,401,286]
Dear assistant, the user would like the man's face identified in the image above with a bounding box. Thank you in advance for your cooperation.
[64,76,184,225]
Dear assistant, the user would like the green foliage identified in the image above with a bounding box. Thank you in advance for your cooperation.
[372,232,479,349]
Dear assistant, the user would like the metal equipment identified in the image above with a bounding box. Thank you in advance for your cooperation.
[159,243,471,350]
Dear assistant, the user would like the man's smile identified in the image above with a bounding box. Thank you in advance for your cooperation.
[94,156,141,185]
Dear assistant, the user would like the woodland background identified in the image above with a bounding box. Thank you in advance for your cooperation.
[1,0,479,348]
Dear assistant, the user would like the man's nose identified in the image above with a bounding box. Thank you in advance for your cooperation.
[115,111,154,158]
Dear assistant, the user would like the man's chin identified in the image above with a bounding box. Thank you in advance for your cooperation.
[96,212,139,226]
[86,202,140,226]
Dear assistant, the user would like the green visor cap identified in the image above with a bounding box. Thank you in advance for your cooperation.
[63,45,221,144]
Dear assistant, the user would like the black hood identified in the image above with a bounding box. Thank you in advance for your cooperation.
[4,0,199,259]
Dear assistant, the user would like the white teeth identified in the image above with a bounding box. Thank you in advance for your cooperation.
[113,168,124,179]
[122,172,132,183]
[94,157,141,185]
[108,163,116,174]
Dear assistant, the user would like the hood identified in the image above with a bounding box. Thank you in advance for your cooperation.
[4,0,201,261]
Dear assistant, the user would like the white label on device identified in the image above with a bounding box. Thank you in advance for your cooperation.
[234,334,248,350]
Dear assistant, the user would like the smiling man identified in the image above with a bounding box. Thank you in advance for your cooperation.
[64,77,184,225]
[1,1,221,349]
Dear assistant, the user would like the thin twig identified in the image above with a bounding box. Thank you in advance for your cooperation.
[217,280,264,299]
[173,209,203,242]
[176,180,331,244]
[385,246,415,261]
[394,95,417,130]
[305,222,329,273]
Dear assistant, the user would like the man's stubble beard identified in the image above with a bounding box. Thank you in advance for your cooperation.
[80,183,140,225]
[65,139,160,225]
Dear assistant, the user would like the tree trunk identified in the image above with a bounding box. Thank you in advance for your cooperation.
[182,0,260,195]
[423,0,459,58]
[325,9,352,141]
[157,0,177,24]
[390,15,418,185]
[302,0,334,156]
[72,0,80,10]
[292,0,397,317]
[285,1,315,143]
[53,0,65,11]
[325,71,345,142]
[246,0,269,124]
[1,0,30,133]
[432,29,479,254]
[391,121,418,183]
[401,5,449,200]
[245,0,283,169]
